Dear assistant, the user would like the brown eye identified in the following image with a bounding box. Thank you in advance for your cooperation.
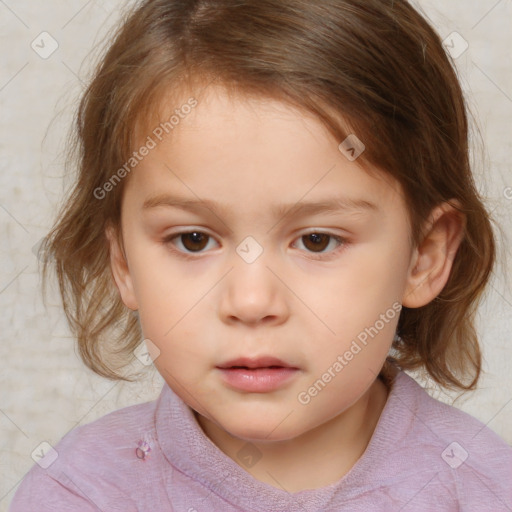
[163,231,216,256]
[301,233,331,252]
[293,232,346,259]
[179,232,210,252]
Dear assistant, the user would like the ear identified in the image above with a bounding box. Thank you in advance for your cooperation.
[403,201,466,308]
[105,224,138,311]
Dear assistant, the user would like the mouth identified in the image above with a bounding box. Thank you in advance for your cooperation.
[216,356,297,370]
[216,356,300,393]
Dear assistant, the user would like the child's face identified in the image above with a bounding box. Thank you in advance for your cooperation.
[111,85,416,442]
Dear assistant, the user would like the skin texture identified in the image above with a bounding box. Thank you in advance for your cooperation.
[108,85,465,492]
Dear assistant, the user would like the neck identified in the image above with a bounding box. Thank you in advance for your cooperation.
[196,376,390,492]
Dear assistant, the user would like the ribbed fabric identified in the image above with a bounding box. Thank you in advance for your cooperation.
[9,370,512,511]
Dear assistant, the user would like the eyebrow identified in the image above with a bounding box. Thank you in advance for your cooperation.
[142,193,378,219]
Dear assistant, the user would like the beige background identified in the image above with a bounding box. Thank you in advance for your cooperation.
[1,1,511,509]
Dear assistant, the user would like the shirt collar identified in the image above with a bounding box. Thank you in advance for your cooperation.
[154,369,415,510]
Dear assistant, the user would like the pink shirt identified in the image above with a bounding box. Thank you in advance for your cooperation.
[9,370,512,511]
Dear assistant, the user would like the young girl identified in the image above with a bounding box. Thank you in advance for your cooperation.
[9,0,511,510]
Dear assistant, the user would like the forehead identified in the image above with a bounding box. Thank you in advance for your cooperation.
[126,82,403,215]
[135,79,315,144]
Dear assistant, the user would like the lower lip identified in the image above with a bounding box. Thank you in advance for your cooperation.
[217,367,299,393]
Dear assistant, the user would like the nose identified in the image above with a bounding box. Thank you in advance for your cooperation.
[217,252,289,327]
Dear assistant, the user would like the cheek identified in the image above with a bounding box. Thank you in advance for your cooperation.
[126,239,182,316]
[314,244,409,330]
[298,318,396,425]
[302,242,408,387]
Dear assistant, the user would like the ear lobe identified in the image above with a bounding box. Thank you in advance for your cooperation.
[106,224,138,311]
[403,201,466,308]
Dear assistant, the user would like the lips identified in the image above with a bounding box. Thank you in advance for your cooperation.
[216,356,295,370]
[216,356,300,393]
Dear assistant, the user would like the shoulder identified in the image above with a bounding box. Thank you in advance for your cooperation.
[60,393,158,449]
[386,371,512,510]
[397,371,512,456]
[10,392,162,511]
[51,392,158,462]
[51,393,162,482]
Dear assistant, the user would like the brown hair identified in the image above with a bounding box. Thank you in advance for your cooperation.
[41,0,495,390]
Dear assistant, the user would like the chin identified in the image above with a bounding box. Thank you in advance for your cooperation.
[223,418,307,444]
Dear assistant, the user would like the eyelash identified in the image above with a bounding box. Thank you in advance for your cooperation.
[161,230,348,261]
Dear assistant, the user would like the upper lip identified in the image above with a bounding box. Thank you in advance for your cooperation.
[216,356,296,369]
